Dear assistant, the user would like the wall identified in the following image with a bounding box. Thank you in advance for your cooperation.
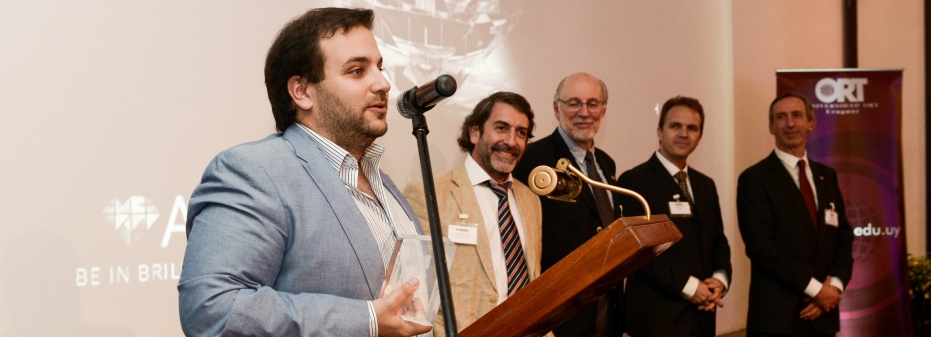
[731,1,925,335]
[730,1,845,333]
[858,0,926,258]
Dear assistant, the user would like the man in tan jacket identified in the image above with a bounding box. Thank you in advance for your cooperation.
[404,91,543,335]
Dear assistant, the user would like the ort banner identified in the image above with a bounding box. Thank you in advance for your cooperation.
[777,69,907,336]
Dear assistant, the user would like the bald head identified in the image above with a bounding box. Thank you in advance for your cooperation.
[553,72,608,102]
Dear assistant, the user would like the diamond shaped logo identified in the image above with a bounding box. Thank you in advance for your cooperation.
[102,196,159,247]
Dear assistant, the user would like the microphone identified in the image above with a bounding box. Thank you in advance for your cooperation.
[397,74,458,118]
[527,165,583,202]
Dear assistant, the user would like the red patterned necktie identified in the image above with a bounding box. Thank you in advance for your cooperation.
[798,159,818,228]
[484,180,530,296]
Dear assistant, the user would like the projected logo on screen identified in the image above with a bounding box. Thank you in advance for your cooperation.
[102,196,159,247]
[349,0,524,93]
[77,196,187,287]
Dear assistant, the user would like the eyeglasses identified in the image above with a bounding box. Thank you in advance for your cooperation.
[557,99,605,112]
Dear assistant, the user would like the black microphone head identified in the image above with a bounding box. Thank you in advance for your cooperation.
[397,86,418,119]
[397,74,458,119]
[435,74,457,97]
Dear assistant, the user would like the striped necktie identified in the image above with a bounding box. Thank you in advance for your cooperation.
[484,180,530,296]
[675,170,692,203]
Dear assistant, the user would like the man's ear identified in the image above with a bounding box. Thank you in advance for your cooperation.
[469,124,482,145]
[287,76,315,111]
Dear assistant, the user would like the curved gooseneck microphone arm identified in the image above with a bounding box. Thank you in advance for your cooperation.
[526,158,651,220]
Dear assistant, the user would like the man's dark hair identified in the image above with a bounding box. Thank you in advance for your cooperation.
[658,95,705,134]
[768,92,814,123]
[264,8,375,133]
[457,92,535,153]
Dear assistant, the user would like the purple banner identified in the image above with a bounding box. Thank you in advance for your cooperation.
[777,69,907,336]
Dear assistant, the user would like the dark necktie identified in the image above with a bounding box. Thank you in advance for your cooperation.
[484,180,529,296]
[584,152,615,227]
[798,159,818,228]
[675,170,692,203]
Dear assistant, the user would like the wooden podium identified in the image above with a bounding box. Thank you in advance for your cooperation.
[459,214,681,337]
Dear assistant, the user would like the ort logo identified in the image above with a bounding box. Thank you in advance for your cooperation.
[814,77,868,103]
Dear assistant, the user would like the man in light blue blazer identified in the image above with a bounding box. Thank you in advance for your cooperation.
[178,8,432,337]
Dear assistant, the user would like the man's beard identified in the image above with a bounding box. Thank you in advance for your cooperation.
[478,140,523,178]
[559,115,597,144]
[315,85,388,153]
[565,127,595,143]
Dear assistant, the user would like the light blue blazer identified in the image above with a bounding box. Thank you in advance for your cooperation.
[178,124,424,336]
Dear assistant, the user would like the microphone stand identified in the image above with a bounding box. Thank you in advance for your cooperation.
[410,110,458,336]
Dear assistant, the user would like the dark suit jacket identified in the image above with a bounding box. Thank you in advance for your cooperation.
[513,128,623,337]
[616,153,732,337]
[737,151,854,335]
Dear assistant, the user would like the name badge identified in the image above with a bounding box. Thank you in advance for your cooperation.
[825,202,839,227]
[668,199,692,218]
[448,225,478,245]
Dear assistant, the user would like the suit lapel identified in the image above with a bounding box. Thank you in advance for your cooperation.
[647,154,704,233]
[382,172,424,235]
[449,165,498,293]
[646,154,684,205]
[764,152,818,233]
[686,168,710,222]
[811,161,830,229]
[283,125,385,299]
[513,182,541,277]
[595,150,616,184]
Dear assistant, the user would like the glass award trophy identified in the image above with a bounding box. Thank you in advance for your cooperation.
[382,234,456,326]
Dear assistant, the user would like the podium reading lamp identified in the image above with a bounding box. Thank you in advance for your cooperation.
[460,158,683,337]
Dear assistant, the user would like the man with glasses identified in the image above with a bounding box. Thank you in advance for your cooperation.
[514,72,623,337]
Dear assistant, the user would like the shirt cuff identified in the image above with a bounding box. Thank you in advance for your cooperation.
[804,277,823,298]
[681,276,700,299]
[712,270,729,295]
[368,301,378,337]
[830,276,845,292]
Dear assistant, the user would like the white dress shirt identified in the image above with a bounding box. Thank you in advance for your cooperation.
[465,155,528,304]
